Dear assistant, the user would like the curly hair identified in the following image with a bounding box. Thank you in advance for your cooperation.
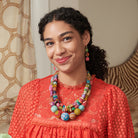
[38,7,108,80]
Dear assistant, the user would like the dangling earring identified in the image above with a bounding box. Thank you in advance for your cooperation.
[85,46,89,61]
[51,63,56,71]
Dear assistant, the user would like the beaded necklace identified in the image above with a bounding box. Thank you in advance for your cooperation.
[49,71,93,121]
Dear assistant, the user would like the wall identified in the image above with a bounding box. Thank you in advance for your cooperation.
[79,0,138,67]
[49,0,79,10]
[31,0,51,78]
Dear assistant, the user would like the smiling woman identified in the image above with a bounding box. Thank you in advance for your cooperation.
[8,7,134,138]
[43,21,88,76]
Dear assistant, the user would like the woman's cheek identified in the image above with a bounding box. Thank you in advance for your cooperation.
[46,48,54,59]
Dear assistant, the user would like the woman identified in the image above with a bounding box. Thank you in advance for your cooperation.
[8,7,134,138]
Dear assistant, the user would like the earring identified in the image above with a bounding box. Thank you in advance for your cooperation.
[85,46,89,61]
[51,63,56,71]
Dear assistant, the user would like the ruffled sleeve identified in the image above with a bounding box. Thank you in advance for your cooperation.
[8,79,40,138]
[101,85,135,137]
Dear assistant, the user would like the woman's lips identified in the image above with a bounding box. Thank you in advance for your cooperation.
[55,56,71,64]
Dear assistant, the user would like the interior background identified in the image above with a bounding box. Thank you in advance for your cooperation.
[31,0,138,78]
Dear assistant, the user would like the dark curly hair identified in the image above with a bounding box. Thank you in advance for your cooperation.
[38,7,108,80]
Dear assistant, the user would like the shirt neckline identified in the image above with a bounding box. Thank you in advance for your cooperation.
[57,79,86,89]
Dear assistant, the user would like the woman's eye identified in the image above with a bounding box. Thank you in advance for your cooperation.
[45,42,54,46]
[63,36,72,42]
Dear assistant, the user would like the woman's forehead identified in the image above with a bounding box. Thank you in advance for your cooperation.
[43,21,78,37]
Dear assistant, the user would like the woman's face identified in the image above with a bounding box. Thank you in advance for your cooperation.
[43,21,90,73]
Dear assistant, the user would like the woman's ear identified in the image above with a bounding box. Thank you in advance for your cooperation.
[82,30,90,46]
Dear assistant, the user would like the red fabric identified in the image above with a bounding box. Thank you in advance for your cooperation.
[8,75,135,138]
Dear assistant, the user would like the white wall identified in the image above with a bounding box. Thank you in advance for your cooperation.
[49,0,79,10]
[31,0,51,78]
[79,0,138,67]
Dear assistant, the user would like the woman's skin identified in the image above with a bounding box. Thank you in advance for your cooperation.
[43,21,90,86]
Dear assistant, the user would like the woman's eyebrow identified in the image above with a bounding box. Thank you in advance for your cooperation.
[44,31,73,42]
[59,31,73,37]
[44,38,52,41]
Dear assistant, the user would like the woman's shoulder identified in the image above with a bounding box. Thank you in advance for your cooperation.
[22,74,52,88]
[93,77,126,98]
[19,74,53,96]
[93,78,128,110]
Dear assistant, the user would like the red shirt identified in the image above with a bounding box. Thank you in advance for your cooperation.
[8,75,134,138]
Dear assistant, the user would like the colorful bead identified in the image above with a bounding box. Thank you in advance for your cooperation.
[82,94,86,99]
[53,95,58,98]
[61,113,69,121]
[82,101,87,106]
[65,106,68,112]
[86,80,90,83]
[53,81,57,85]
[86,52,89,56]
[84,96,88,101]
[54,74,58,78]
[53,91,56,94]
[49,85,53,91]
[53,84,57,87]
[51,77,54,82]
[83,91,87,94]
[69,113,76,120]
[79,105,85,111]
[58,106,63,110]
[54,78,57,81]
[86,57,89,61]
[75,104,79,108]
[70,104,74,108]
[85,46,89,62]
[56,103,60,107]
[76,99,81,105]
[79,98,83,103]
[50,103,54,106]
[53,87,56,91]
[71,107,75,111]
[55,110,61,118]
[87,90,91,96]
[50,97,53,102]
[51,105,58,112]
[74,108,81,115]
[54,98,59,101]
[85,48,88,52]
[49,71,93,121]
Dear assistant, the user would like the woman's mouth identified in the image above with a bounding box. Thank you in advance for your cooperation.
[55,56,71,64]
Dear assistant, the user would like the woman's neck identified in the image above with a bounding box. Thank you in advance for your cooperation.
[58,68,87,86]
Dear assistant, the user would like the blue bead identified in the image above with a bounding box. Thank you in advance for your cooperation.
[61,113,69,121]
[62,106,65,112]
[53,91,56,94]
[54,74,58,78]
[53,95,58,98]
[51,105,58,112]
[51,77,54,81]
[79,105,85,111]
[86,80,90,83]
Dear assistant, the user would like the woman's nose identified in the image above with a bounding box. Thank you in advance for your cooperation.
[55,43,65,55]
